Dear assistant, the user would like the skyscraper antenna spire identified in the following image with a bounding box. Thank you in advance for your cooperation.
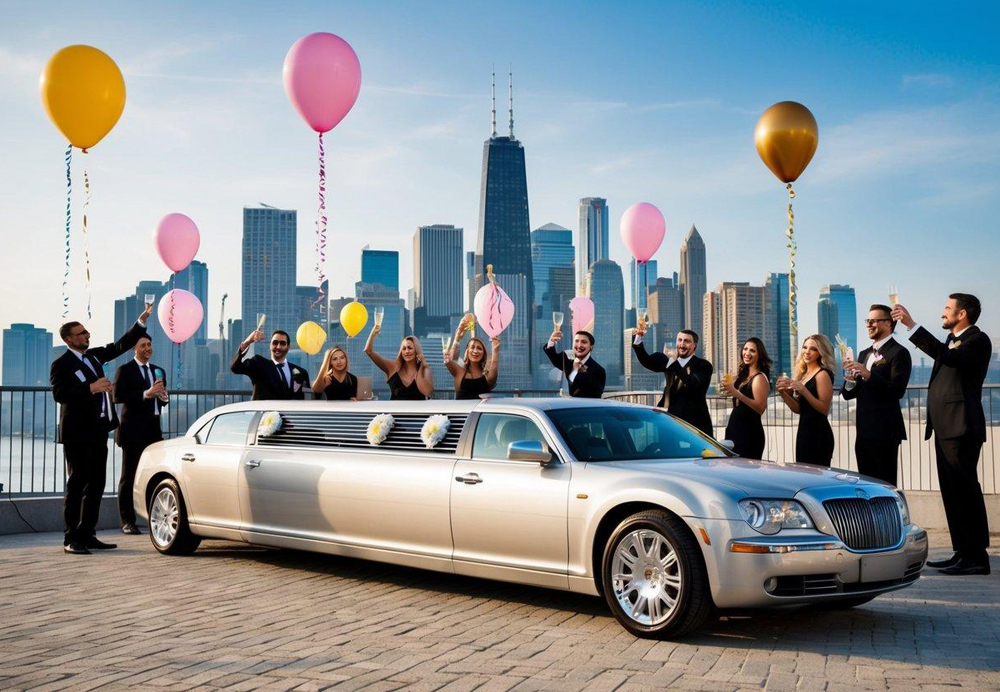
[508,66,514,138]
[490,68,496,138]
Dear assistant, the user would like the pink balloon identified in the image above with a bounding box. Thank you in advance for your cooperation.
[158,289,204,344]
[154,213,200,272]
[569,296,595,334]
[473,281,515,338]
[283,32,362,133]
[620,202,666,263]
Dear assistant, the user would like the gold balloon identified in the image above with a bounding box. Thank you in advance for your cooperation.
[754,101,818,183]
[296,321,326,356]
[40,45,126,151]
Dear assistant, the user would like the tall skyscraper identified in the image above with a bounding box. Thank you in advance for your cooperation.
[2,323,52,386]
[703,281,768,378]
[361,248,400,291]
[818,283,858,356]
[413,224,464,319]
[577,197,609,291]
[241,204,297,337]
[702,291,722,369]
[170,260,209,342]
[647,276,684,344]
[530,223,574,318]
[474,71,533,389]
[679,225,707,337]
[465,250,477,313]
[586,259,624,388]
[630,258,658,312]
[765,272,792,378]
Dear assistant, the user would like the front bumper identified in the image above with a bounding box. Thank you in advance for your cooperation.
[700,520,928,608]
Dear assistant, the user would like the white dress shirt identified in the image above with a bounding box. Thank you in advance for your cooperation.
[273,359,291,387]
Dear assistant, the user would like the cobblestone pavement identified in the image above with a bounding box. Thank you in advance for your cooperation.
[1,530,998,692]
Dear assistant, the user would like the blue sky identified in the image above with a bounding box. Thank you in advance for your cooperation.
[1,1,999,363]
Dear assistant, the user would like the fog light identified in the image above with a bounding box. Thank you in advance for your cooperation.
[764,577,778,592]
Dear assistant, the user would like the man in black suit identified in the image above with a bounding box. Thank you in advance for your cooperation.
[632,327,714,437]
[113,335,168,535]
[543,328,606,398]
[231,328,310,400]
[842,304,912,486]
[894,294,991,576]
[51,305,151,554]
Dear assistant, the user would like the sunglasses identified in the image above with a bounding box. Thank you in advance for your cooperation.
[864,318,891,326]
[71,329,90,337]
[271,340,289,346]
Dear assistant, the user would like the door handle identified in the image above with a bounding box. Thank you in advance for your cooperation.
[181,453,196,462]
[245,459,261,468]
[454,473,482,485]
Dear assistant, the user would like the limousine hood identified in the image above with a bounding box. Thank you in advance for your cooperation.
[599,456,886,498]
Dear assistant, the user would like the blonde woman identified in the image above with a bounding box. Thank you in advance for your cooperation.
[445,313,500,399]
[364,325,433,400]
[311,346,358,401]
[776,334,835,466]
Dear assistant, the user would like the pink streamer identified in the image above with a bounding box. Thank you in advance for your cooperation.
[313,131,327,308]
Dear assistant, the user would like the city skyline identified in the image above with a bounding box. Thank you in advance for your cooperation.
[2,2,999,373]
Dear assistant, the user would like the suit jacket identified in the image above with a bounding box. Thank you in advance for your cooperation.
[543,344,606,398]
[633,341,714,435]
[841,337,911,442]
[230,348,310,401]
[113,359,167,448]
[910,325,991,441]
[50,322,148,443]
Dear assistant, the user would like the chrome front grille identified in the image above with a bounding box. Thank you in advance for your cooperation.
[823,497,903,550]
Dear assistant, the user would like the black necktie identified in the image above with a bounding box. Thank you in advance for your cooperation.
[142,364,152,388]
[946,333,955,344]
[277,363,289,389]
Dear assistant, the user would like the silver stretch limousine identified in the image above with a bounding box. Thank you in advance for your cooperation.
[134,398,928,638]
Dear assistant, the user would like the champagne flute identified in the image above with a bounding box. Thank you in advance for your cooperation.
[441,335,452,355]
[552,311,564,329]
[889,285,899,307]
[373,307,384,328]
[144,294,155,309]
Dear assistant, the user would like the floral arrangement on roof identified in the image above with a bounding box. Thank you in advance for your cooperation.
[420,415,451,449]
[257,411,283,437]
[366,414,395,446]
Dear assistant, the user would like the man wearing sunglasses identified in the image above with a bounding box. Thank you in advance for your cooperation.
[231,328,310,401]
[841,304,912,487]
[51,303,153,555]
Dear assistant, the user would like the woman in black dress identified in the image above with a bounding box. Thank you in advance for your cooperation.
[777,334,835,466]
[311,346,358,400]
[445,313,500,399]
[721,337,771,459]
[364,325,433,400]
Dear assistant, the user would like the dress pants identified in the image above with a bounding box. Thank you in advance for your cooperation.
[855,437,900,486]
[118,442,152,526]
[63,432,109,544]
[935,435,990,559]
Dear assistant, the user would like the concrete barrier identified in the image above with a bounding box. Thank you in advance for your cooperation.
[0,495,143,536]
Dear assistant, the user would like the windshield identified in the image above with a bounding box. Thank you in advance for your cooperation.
[547,406,731,462]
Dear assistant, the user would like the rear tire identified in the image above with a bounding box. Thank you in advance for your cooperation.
[601,509,711,638]
[148,478,201,556]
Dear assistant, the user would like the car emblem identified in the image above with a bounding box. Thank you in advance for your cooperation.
[835,473,859,484]
[855,488,869,499]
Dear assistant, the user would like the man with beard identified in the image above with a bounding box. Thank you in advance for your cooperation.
[231,328,310,400]
[544,328,606,398]
[633,327,714,437]
[894,294,991,576]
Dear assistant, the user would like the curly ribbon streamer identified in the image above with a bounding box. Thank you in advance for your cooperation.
[82,158,93,320]
[786,183,798,350]
[62,145,72,318]
[312,131,328,309]
[484,264,511,335]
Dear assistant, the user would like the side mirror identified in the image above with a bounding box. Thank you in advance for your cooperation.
[720,440,736,452]
[507,439,553,465]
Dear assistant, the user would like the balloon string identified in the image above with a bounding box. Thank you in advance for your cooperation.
[786,182,798,349]
[62,144,72,319]
[169,290,175,342]
[82,162,92,320]
[312,131,327,309]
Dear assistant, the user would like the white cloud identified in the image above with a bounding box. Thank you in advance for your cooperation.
[902,73,953,88]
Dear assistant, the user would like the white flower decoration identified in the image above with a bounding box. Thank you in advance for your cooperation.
[366,414,395,446]
[421,415,451,449]
[257,411,283,437]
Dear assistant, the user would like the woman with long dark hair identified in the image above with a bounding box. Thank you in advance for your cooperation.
[720,337,771,459]
[364,326,433,400]
[445,313,500,399]
[777,334,836,466]
[311,346,358,400]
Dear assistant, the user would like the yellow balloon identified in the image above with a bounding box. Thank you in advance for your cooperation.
[296,321,326,356]
[754,101,818,183]
[40,45,126,151]
[339,301,368,337]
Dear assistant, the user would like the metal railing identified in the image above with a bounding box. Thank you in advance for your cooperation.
[2,385,997,496]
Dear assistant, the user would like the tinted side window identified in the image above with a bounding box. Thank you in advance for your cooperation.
[205,412,256,446]
[473,414,545,461]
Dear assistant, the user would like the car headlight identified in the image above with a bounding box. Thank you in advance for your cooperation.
[738,499,814,535]
[895,491,910,525]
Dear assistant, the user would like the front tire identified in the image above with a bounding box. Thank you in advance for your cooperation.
[601,510,711,638]
[148,478,201,555]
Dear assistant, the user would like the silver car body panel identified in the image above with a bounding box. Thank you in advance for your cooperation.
[135,398,928,607]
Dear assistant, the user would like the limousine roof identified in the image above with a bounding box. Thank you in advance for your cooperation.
[201,396,638,417]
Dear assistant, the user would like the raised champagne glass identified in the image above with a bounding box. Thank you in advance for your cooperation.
[889,285,899,307]
[441,335,452,355]
[552,311,564,330]
[373,307,384,328]
[144,294,155,309]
